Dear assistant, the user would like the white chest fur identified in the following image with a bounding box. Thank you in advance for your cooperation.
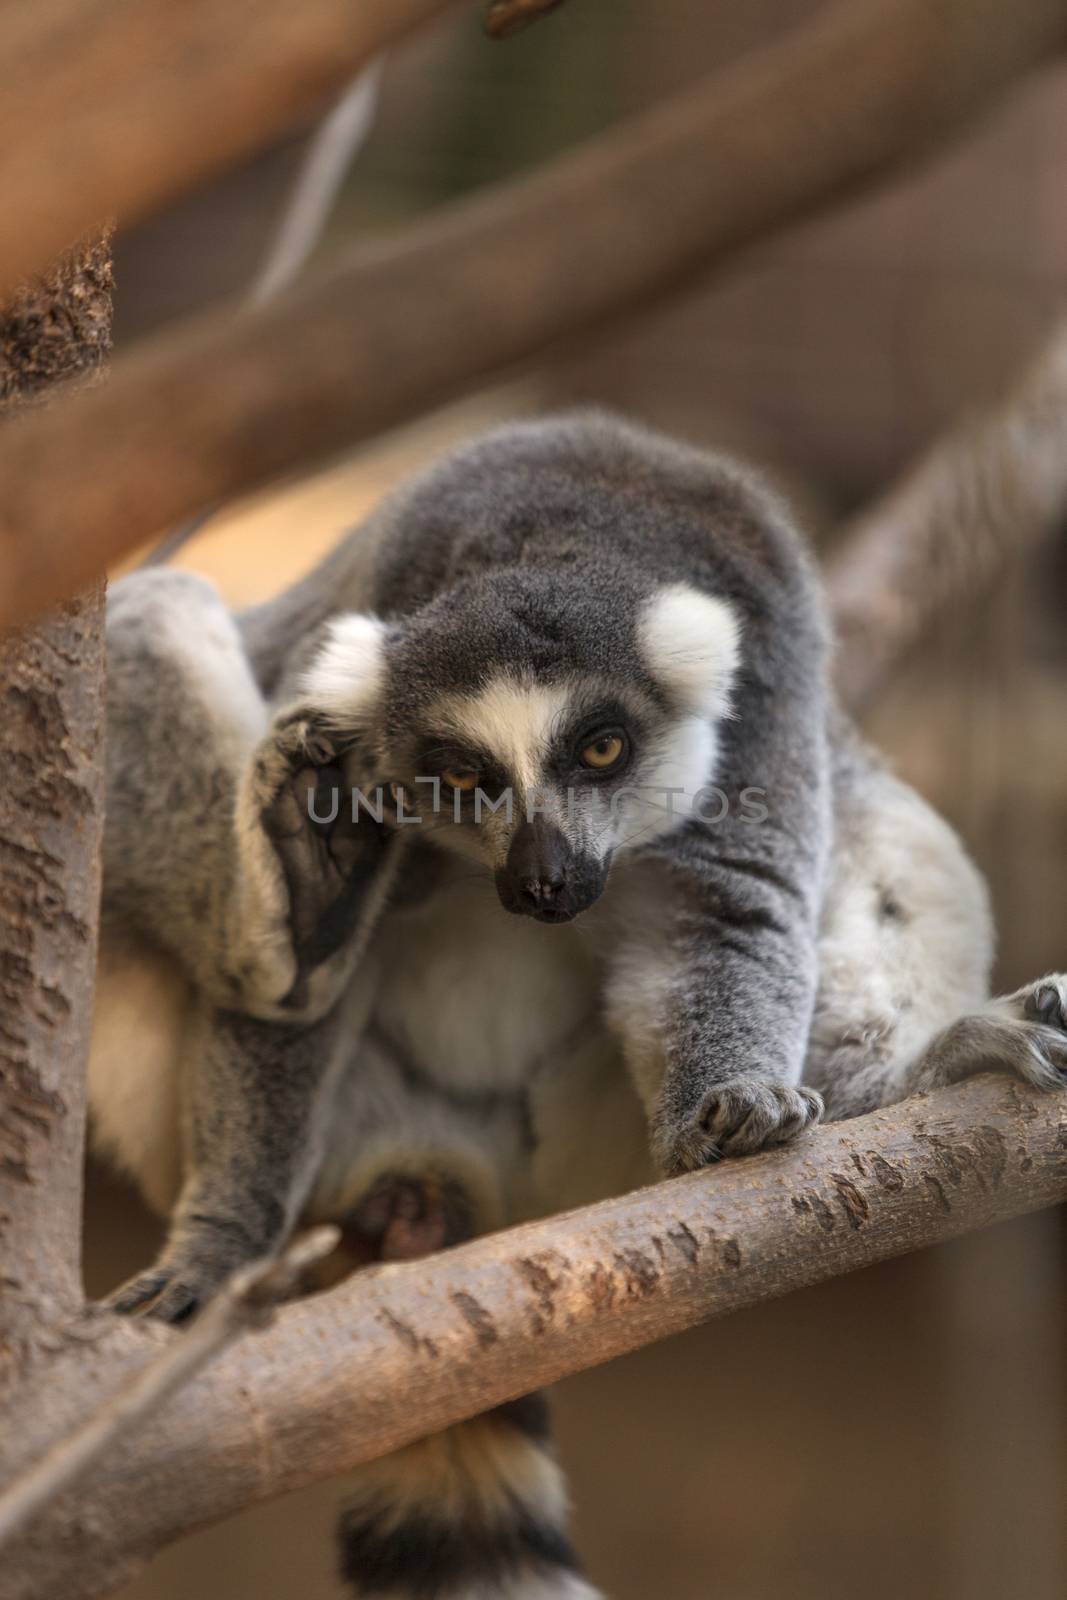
[370,867,602,1095]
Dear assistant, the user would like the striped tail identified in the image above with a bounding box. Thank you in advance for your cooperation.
[337,1393,604,1600]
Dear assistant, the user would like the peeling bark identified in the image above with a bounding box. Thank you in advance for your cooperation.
[0,234,111,1356]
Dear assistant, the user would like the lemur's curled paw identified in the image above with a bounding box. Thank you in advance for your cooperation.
[252,705,389,963]
[1009,974,1067,1088]
[347,1172,475,1263]
[108,1259,227,1324]
[656,1079,823,1175]
[106,1222,269,1323]
[306,1172,478,1290]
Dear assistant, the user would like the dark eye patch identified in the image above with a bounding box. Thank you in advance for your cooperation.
[410,736,510,809]
[545,698,641,782]
[414,737,489,776]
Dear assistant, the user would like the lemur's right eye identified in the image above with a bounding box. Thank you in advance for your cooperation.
[441,769,480,792]
[580,733,626,771]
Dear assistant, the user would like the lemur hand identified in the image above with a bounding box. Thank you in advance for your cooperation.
[251,705,391,981]
[654,1076,823,1176]
[108,1236,250,1324]
[107,1195,289,1324]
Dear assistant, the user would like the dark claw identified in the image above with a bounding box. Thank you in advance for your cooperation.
[108,1270,202,1323]
[143,1282,201,1324]
[108,1270,170,1316]
[1026,983,1066,1031]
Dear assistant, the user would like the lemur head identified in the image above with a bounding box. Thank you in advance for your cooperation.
[302,564,740,923]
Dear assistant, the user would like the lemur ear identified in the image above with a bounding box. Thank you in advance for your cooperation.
[638,583,741,719]
[300,613,390,726]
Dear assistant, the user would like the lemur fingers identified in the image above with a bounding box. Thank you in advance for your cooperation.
[910,973,1067,1096]
[108,1209,289,1324]
[655,1078,823,1176]
[108,1267,204,1324]
[108,1255,215,1323]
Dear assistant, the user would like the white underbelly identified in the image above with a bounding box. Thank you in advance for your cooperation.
[371,873,602,1095]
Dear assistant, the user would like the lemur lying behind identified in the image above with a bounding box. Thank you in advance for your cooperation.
[90,412,1067,1600]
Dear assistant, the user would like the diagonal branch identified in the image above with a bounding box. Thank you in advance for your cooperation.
[0,0,1064,630]
[2,1074,1065,1600]
[0,0,470,297]
[831,311,1067,707]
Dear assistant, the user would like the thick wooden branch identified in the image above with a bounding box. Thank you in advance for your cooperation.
[3,1075,1065,1600]
[1,0,1064,631]
[0,237,111,1352]
[0,0,468,297]
[0,1228,338,1551]
[831,311,1067,708]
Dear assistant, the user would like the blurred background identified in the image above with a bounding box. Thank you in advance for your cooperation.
[84,1,1067,1595]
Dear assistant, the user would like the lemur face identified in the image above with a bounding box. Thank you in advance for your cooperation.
[302,573,740,923]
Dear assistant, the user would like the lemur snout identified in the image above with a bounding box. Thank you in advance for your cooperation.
[497,817,600,923]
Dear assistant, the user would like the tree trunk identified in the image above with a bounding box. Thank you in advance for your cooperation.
[0,234,111,1361]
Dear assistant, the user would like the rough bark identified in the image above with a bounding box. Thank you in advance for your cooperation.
[831,311,1067,708]
[0,0,1064,630]
[0,0,468,297]
[0,240,113,413]
[0,236,111,1358]
[0,1228,338,1550]
[2,1074,1065,1600]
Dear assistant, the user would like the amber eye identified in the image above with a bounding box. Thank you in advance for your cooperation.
[441,769,480,792]
[580,733,625,771]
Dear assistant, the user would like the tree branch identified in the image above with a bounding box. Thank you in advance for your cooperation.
[484,0,566,40]
[0,1228,338,1552]
[0,235,111,1352]
[831,311,1067,708]
[1,0,1064,630]
[0,0,469,297]
[3,1075,1065,1600]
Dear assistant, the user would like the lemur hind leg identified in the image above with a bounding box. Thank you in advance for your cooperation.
[103,568,394,1021]
[96,571,397,1317]
[806,736,1066,1118]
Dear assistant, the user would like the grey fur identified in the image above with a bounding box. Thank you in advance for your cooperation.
[89,411,1066,1598]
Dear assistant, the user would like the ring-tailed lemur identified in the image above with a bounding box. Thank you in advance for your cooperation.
[89,412,1067,1600]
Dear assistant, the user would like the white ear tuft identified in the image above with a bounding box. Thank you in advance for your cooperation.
[638,584,741,718]
[301,613,388,723]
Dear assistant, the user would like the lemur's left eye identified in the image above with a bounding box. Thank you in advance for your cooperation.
[580,733,626,771]
[441,768,480,792]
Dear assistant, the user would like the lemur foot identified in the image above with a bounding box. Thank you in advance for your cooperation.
[985,973,1067,1089]
[345,1172,475,1264]
[108,1250,235,1324]
[107,1215,280,1324]
[656,1079,823,1175]
[911,974,1067,1097]
[253,706,389,968]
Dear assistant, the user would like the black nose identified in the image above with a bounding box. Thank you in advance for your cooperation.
[498,820,575,922]
[516,864,565,913]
